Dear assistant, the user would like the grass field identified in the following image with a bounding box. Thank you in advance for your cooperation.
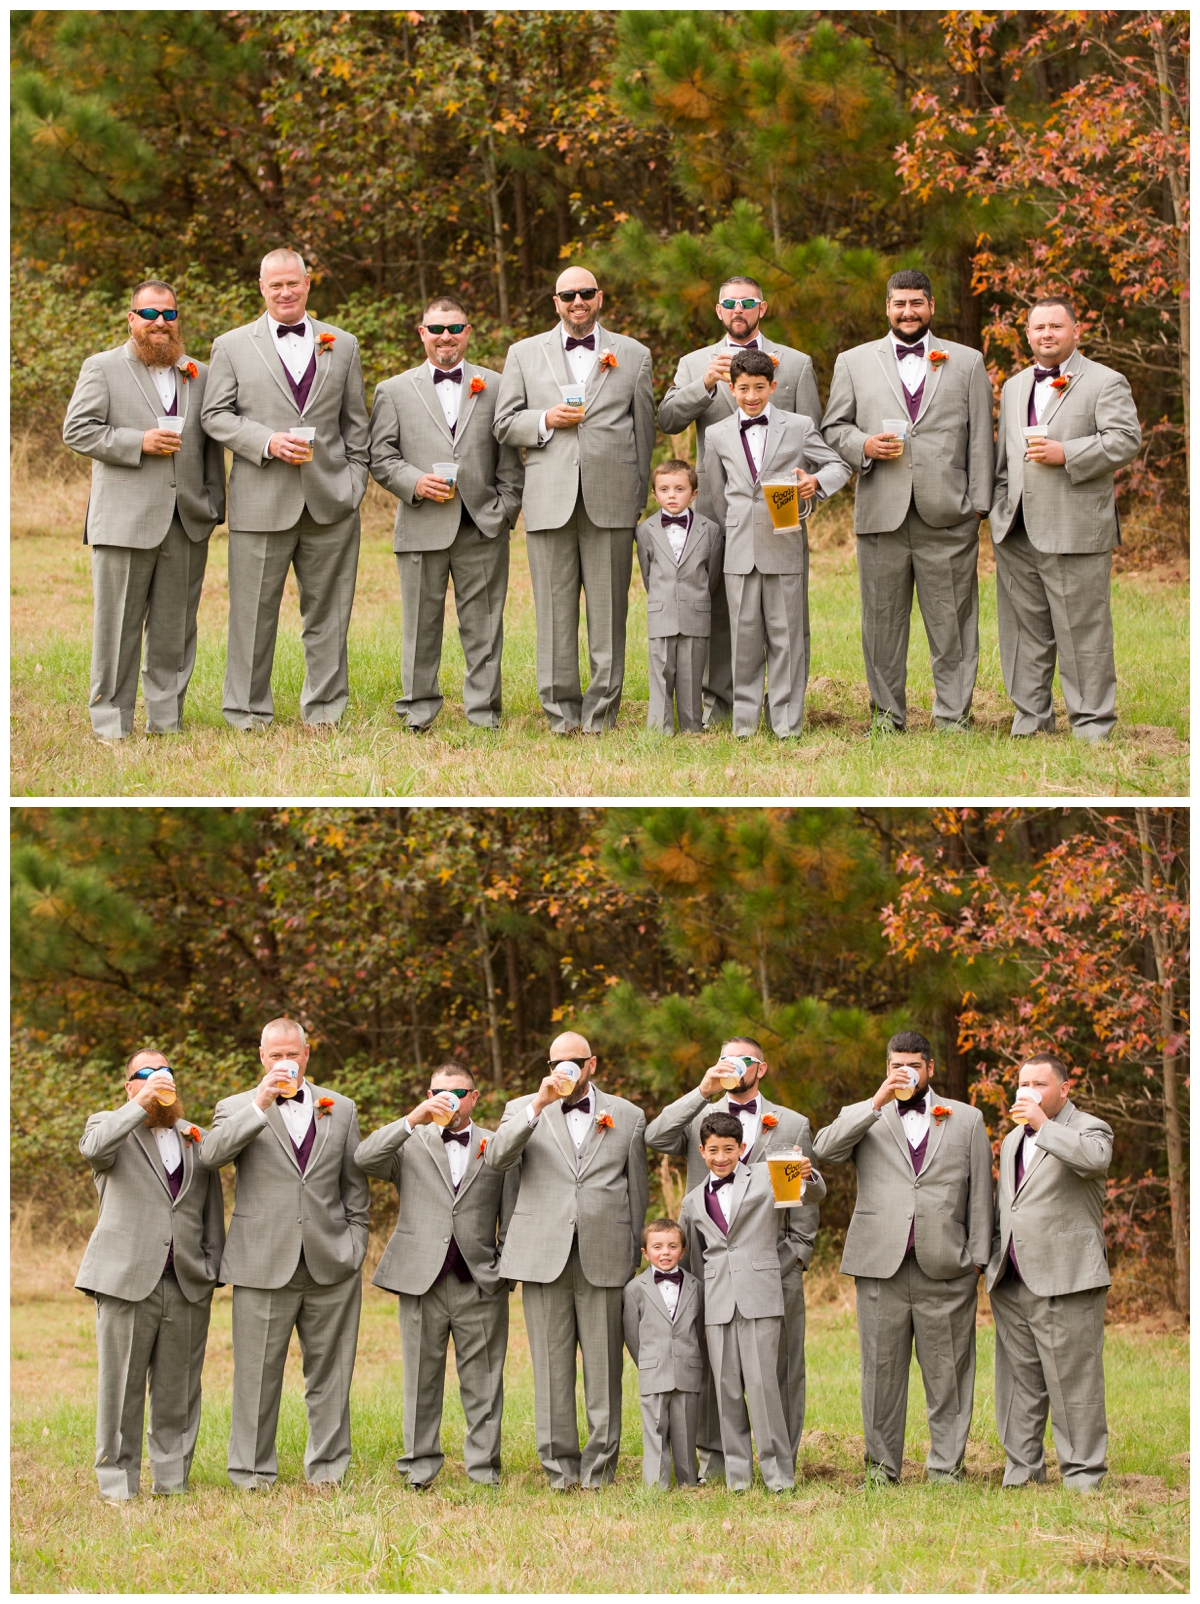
[10,461,1189,798]
[11,1235,1190,1594]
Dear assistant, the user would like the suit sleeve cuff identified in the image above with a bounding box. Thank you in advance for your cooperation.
[538,412,553,443]
[401,1116,413,1135]
[249,1101,267,1123]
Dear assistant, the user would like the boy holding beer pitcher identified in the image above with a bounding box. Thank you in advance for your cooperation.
[704,350,851,738]
[635,459,723,734]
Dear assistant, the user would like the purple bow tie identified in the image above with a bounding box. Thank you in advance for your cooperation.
[661,513,689,528]
[433,367,463,385]
[276,322,308,338]
[565,334,595,352]
[895,343,924,360]
[1033,365,1061,382]
[740,416,767,431]
[898,1092,928,1114]
[563,1095,591,1116]
[442,1126,470,1145]
[275,1092,304,1107]
[731,1098,757,1116]
[654,1268,684,1285]
[709,1172,735,1191]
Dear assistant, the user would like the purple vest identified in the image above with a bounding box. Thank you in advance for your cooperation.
[903,375,925,424]
[904,1127,930,1256]
[164,389,178,418]
[281,350,317,413]
[290,1114,317,1174]
[1027,382,1040,428]
[704,1180,731,1236]
[740,426,761,482]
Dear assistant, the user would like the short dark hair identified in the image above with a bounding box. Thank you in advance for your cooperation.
[719,274,764,299]
[642,1217,685,1248]
[422,295,470,324]
[1022,1052,1070,1081]
[722,1035,764,1061]
[887,1030,933,1064]
[729,349,775,384]
[652,457,698,490]
[130,279,176,309]
[1027,296,1077,323]
[886,269,933,300]
[125,1047,164,1076]
[430,1060,475,1087]
[700,1111,745,1146]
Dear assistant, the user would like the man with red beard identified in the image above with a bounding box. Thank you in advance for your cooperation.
[75,1049,225,1501]
[63,281,226,740]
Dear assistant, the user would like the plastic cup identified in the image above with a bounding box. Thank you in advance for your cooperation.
[154,1073,176,1106]
[767,1146,807,1208]
[1011,1088,1043,1126]
[274,1059,300,1099]
[560,384,586,416]
[881,416,909,444]
[896,1068,920,1101]
[292,427,316,462]
[430,1091,461,1128]
[156,416,183,434]
[718,1055,752,1091]
[552,1061,582,1097]
[432,461,459,496]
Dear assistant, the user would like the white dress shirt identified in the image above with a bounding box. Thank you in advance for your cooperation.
[250,1079,315,1145]
[890,331,930,396]
[735,403,773,477]
[728,1095,762,1154]
[428,359,463,431]
[662,506,693,563]
[539,322,603,442]
[896,1089,933,1147]
[442,1120,474,1186]
[152,1124,183,1173]
[268,311,316,384]
[655,1273,682,1319]
[1020,1126,1042,1180]
[526,1091,593,1149]
[1030,362,1069,424]
[146,363,178,413]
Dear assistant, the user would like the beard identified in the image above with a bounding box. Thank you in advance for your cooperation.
[144,1095,184,1129]
[131,320,185,369]
[561,307,599,337]
[891,317,931,346]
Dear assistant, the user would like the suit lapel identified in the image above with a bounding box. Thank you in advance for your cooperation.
[174,1121,196,1205]
[759,409,789,484]
[540,327,571,388]
[455,363,483,440]
[1038,349,1083,429]
[544,1095,579,1172]
[133,1124,175,1198]
[421,1122,458,1197]
[1017,368,1037,441]
[264,1098,303,1174]
[303,319,333,413]
[576,1089,608,1180]
[249,314,303,413]
[307,1085,332,1169]
[675,1272,699,1326]
[641,1268,677,1329]
[881,1100,914,1164]
[412,366,456,444]
[455,1124,488,1198]
[913,342,943,424]
[746,1098,778,1164]
[1020,1100,1070,1189]
[922,1094,948,1169]
[725,1162,752,1230]
[586,327,616,401]
[873,336,909,413]
[123,347,168,423]
[1004,1126,1023,1197]
[176,364,191,426]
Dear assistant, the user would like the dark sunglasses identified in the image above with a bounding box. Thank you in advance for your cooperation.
[432,1087,474,1099]
[549,1057,590,1068]
[719,297,762,310]
[423,323,467,335]
[130,1064,172,1079]
[555,288,598,302]
[132,307,179,322]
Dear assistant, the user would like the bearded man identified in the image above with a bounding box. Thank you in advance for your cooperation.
[76,1049,225,1500]
[63,280,226,740]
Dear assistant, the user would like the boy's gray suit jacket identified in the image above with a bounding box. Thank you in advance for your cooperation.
[62,341,226,547]
[199,1082,370,1288]
[354,1118,517,1296]
[200,314,370,531]
[990,351,1141,553]
[821,335,994,534]
[705,409,850,574]
[986,1099,1113,1297]
[635,509,722,637]
[657,337,823,477]
[491,324,656,532]
[368,360,524,551]
[812,1095,993,1279]
[483,1087,648,1287]
[622,1263,705,1395]
[678,1162,795,1322]
[75,1099,225,1304]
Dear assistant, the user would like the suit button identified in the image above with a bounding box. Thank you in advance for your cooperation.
[443,1236,450,1243]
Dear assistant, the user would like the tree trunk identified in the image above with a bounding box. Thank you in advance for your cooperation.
[475,916,504,1086]
[1150,28,1189,489]
[757,931,771,1012]
[483,130,510,325]
[956,243,982,350]
[546,948,561,1022]
[513,167,531,308]
[505,933,524,1056]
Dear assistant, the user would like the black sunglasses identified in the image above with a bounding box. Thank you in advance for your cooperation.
[719,297,762,310]
[132,307,179,322]
[431,1087,474,1099]
[130,1064,172,1079]
[423,323,467,335]
[555,288,598,302]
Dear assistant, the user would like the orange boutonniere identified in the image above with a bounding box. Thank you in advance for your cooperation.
[761,1114,779,1129]
[599,350,618,370]
[932,1104,951,1124]
[178,359,199,382]
[184,1124,202,1144]
[316,1096,335,1119]
[929,350,949,368]
[469,375,486,396]
[596,1111,615,1130]
[478,1136,488,1156]
[316,332,336,355]
[769,353,780,368]
[1050,373,1072,393]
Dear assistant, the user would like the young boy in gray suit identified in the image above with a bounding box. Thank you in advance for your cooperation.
[623,1217,705,1488]
[635,459,722,734]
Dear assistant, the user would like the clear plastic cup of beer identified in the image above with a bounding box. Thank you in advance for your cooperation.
[718,1055,752,1090]
[274,1059,301,1099]
[432,461,459,497]
[154,1072,176,1106]
[560,384,586,418]
[156,416,183,435]
[430,1091,461,1128]
[1011,1087,1042,1125]
[767,1145,807,1208]
[551,1061,581,1097]
[293,427,316,463]
[896,1068,920,1100]
[881,416,910,444]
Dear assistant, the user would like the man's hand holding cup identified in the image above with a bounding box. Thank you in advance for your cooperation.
[255,1063,299,1111]
[409,1092,460,1127]
[872,1063,919,1110]
[1010,1087,1047,1131]
[133,1069,176,1111]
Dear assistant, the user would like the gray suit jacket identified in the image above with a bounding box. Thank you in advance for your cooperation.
[62,342,225,547]
[368,361,524,550]
[678,1162,795,1322]
[822,335,994,533]
[813,1095,993,1280]
[484,1086,649,1287]
[706,409,851,574]
[657,337,823,475]
[622,1264,705,1395]
[644,1087,825,1273]
[492,324,656,532]
[201,314,370,531]
[986,1099,1113,1297]
[76,1100,225,1304]
[990,351,1142,553]
[200,1082,370,1289]
[354,1118,517,1296]
[635,510,722,637]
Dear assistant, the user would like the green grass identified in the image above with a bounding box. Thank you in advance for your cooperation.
[10,483,1188,797]
[11,1275,1189,1592]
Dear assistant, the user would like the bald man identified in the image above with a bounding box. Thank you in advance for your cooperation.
[485,1031,648,1488]
[493,268,656,734]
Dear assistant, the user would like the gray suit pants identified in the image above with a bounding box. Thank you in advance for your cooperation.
[857,505,979,728]
[993,526,1116,741]
[990,1274,1108,1488]
[93,1270,212,1499]
[223,506,360,729]
[525,495,633,732]
[89,517,209,739]
[648,634,707,733]
[726,565,810,737]
[640,1389,699,1488]
[228,1255,362,1488]
[706,1313,793,1491]
[395,1276,509,1486]
[395,522,509,729]
[855,1261,979,1480]
[695,482,734,727]
[519,1239,625,1488]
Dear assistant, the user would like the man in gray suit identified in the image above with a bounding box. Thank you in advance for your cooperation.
[813,1029,993,1485]
[645,1038,825,1481]
[201,249,370,731]
[484,1030,649,1489]
[76,1049,225,1500]
[355,1061,517,1489]
[369,296,523,731]
[990,297,1142,742]
[493,266,656,734]
[658,274,824,726]
[987,1052,1113,1490]
[823,270,994,735]
[199,1018,370,1489]
[63,279,225,741]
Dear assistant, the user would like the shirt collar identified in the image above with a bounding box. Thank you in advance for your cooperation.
[725,334,761,351]
[890,330,929,357]
[561,322,601,347]
[736,403,772,425]
[427,358,463,379]
[267,312,312,338]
